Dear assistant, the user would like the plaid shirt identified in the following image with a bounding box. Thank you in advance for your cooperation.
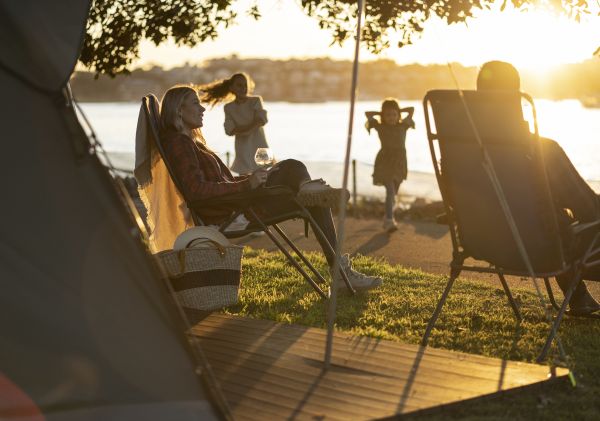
[161,129,251,224]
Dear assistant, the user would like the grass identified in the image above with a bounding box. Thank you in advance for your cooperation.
[223,248,600,420]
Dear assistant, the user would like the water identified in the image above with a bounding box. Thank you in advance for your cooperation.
[80,99,600,199]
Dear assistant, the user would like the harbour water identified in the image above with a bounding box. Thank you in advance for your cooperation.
[81,99,600,201]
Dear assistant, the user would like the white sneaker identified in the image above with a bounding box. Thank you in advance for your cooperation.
[333,254,382,291]
[383,218,398,233]
[223,214,250,232]
[296,179,349,208]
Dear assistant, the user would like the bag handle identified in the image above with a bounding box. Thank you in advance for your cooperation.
[185,238,226,256]
[172,239,227,276]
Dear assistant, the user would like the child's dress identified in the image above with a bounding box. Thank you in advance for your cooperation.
[367,117,414,193]
[224,95,269,174]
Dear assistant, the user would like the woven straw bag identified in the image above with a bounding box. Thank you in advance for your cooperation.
[156,227,243,311]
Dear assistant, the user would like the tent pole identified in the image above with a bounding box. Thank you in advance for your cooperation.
[324,0,365,369]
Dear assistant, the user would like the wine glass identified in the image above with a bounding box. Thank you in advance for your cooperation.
[254,147,274,168]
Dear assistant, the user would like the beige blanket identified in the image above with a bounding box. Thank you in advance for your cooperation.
[134,98,193,252]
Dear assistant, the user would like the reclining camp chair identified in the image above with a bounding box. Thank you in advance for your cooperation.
[420,90,600,361]
[141,94,355,298]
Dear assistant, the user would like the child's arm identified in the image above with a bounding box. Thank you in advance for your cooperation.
[364,111,380,133]
[400,107,416,129]
[400,107,414,119]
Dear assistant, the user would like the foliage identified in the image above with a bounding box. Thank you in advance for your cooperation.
[300,0,595,54]
[81,0,597,76]
[227,249,600,419]
[81,0,239,76]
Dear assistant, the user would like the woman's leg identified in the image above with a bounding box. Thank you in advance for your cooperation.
[259,160,381,288]
[305,206,337,266]
[263,160,337,262]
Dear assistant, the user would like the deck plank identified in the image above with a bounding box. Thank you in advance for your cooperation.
[192,313,567,420]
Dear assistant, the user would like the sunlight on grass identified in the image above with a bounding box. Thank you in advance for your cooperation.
[221,248,600,419]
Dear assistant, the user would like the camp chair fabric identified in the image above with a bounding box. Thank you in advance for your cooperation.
[139,94,354,298]
[421,89,600,361]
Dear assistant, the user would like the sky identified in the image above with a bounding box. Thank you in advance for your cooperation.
[137,0,600,71]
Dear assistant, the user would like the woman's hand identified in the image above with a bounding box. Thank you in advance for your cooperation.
[249,168,268,189]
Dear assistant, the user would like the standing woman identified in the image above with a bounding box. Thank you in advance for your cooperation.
[199,73,269,174]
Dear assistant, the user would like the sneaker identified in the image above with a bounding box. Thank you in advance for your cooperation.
[333,254,382,291]
[568,284,600,316]
[296,179,350,208]
[223,214,250,232]
[383,218,398,233]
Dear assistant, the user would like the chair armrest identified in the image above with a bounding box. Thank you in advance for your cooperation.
[188,186,295,211]
[571,219,600,237]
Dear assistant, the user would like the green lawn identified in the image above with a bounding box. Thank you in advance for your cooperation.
[224,248,600,420]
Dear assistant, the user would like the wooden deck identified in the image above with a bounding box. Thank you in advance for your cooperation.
[191,314,568,420]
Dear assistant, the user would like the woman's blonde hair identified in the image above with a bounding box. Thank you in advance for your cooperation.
[197,72,255,107]
[160,85,204,143]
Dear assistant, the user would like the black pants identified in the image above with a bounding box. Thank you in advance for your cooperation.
[259,159,338,266]
[542,138,600,293]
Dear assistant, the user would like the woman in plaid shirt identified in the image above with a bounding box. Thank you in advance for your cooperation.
[159,85,382,291]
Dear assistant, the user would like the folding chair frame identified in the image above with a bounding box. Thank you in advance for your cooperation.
[420,90,600,361]
[142,95,355,299]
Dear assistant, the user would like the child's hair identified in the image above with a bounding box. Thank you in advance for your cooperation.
[381,98,401,114]
[197,72,255,107]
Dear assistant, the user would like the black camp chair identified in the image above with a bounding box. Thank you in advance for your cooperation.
[420,90,600,361]
[141,94,355,298]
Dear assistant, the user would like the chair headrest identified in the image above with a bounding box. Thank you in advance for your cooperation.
[425,90,530,144]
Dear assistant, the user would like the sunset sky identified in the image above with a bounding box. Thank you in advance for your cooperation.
[138,0,600,71]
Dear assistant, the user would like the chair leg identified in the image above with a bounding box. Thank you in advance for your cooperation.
[294,205,356,295]
[272,224,328,285]
[421,268,460,347]
[537,271,582,362]
[544,277,561,311]
[246,209,327,299]
[498,273,522,322]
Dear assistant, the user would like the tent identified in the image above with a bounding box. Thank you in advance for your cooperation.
[0,1,225,419]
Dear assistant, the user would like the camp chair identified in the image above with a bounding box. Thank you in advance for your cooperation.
[141,94,355,299]
[420,89,600,361]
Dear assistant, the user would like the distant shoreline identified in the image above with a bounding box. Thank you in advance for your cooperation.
[71,57,600,104]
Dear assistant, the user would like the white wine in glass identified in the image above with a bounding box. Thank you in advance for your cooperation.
[254,147,274,168]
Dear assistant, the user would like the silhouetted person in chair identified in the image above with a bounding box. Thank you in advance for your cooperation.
[477,60,600,315]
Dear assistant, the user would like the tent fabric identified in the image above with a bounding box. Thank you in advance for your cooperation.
[0,1,222,419]
[134,101,194,252]
[0,1,89,94]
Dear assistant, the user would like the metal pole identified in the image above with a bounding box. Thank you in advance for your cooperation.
[352,159,357,208]
[324,0,364,369]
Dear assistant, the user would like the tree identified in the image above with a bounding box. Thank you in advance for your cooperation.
[80,0,595,76]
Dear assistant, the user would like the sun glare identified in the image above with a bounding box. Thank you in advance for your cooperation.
[389,6,600,74]
[470,9,598,71]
